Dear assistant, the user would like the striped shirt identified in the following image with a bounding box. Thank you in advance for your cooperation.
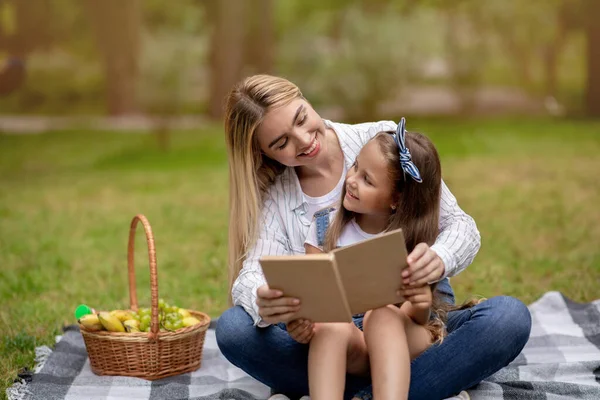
[232,120,481,326]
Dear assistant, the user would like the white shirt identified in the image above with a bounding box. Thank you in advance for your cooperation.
[305,214,376,250]
[303,162,346,221]
[232,120,481,326]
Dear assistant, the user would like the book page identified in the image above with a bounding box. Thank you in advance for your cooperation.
[332,228,407,315]
[260,255,353,323]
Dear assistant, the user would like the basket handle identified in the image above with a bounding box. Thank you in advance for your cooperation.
[127,214,160,340]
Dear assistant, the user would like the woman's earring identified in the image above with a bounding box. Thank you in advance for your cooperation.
[391,204,397,212]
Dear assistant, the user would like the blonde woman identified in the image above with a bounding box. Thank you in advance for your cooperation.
[215,75,531,400]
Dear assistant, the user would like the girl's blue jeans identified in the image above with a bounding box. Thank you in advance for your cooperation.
[216,279,532,400]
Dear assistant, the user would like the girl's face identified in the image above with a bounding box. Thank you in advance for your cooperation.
[343,140,396,216]
[255,98,328,168]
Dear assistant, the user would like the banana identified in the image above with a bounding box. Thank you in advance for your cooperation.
[182,317,201,327]
[79,314,104,331]
[123,319,141,333]
[110,310,135,322]
[177,308,191,318]
[98,312,126,332]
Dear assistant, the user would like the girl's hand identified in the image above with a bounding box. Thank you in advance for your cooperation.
[286,318,315,344]
[403,243,444,287]
[256,284,301,324]
[400,285,432,311]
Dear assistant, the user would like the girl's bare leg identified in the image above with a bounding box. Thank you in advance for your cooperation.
[364,306,411,400]
[364,305,433,400]
[398,302,434,360]
[309,322,368,400]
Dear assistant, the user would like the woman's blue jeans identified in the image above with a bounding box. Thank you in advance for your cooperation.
[216,280,532,400]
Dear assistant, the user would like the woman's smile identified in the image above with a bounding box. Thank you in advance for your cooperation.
[297,135,320,158]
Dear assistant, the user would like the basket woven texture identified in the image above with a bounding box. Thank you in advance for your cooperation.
[79,214,211,380]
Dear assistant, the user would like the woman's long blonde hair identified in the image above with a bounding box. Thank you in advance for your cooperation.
[224,75,303,299]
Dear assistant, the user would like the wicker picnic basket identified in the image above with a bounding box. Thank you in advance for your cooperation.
[79,214,211,380]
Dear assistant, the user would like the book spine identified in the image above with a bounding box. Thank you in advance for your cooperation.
[330,254,353,321]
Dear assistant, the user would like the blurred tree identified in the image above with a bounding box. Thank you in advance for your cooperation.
[207,0,246,119]
[0,56,24,95]
[85,0,141,115]
[584,0,600,116]
[0,0,52,95]
[543,1,570,99]
[143,0,205,32]
[245,0,274,75]
[444,2,487,113]
[309,4,421,121]
[0,0,52,55]
[359,0,391,14]
[467,1,560,90]
[433,0,586,110]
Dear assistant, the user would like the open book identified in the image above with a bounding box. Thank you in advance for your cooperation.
[259,228,407,323]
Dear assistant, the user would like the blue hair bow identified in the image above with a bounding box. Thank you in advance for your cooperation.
[393,117,422,183]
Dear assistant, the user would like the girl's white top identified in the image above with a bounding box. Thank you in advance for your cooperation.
[232,120,481,326]
[304,213,376,251]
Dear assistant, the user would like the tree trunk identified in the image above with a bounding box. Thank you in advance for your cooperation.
[543,1,569,99]
[85,0,141,116]
[503,36,533,89]
[208,0,246,119]
[445,9,477,114]
[0,0,51,55]
[360,0,389,15]
[245,0,273,74]
[584,0,600,116]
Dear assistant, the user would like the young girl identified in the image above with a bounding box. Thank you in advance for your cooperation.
[287,119,475,400]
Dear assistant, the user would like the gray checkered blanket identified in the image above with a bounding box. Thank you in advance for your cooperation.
[7,291,600,400]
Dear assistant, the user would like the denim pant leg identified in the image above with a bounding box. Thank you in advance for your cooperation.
[350,295,532,400]
[216,306,371,399]
[410,296,531,399]
[434,277,455,305]
[216,306,309,397]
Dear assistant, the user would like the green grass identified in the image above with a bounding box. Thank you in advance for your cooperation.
[1,118,600,397]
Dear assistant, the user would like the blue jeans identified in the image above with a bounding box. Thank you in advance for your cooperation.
[216,282,531,400]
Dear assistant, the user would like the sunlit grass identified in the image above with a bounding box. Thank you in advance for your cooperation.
[1,117,599,397]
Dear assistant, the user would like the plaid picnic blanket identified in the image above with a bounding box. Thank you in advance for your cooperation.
[7,291,600,400]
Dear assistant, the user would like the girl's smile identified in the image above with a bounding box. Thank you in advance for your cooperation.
[342,140,396,219]
[345,187,359,201]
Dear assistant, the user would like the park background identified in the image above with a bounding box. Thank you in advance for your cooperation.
[1,0,599,397]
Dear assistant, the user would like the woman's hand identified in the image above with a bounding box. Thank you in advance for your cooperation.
[286,318,315,344]
[256,284,301,324]
[402,243,444,286]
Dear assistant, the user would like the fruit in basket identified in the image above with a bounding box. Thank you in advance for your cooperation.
[178,308,191,318]
[98,312,126,332]
[110,310,135,322]
[123,319,141,333]
[74,299,203,334]
[76,298,204,333]
[138,307,151,316]
[79,314,103,331]
[182,317,201,327]
[163,314,181,331]
[140,313,151,324]
[166,312,179,321]
[139,321,149,332]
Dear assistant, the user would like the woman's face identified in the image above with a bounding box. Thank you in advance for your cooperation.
[255,98,328,167]
[343,140,395,216]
